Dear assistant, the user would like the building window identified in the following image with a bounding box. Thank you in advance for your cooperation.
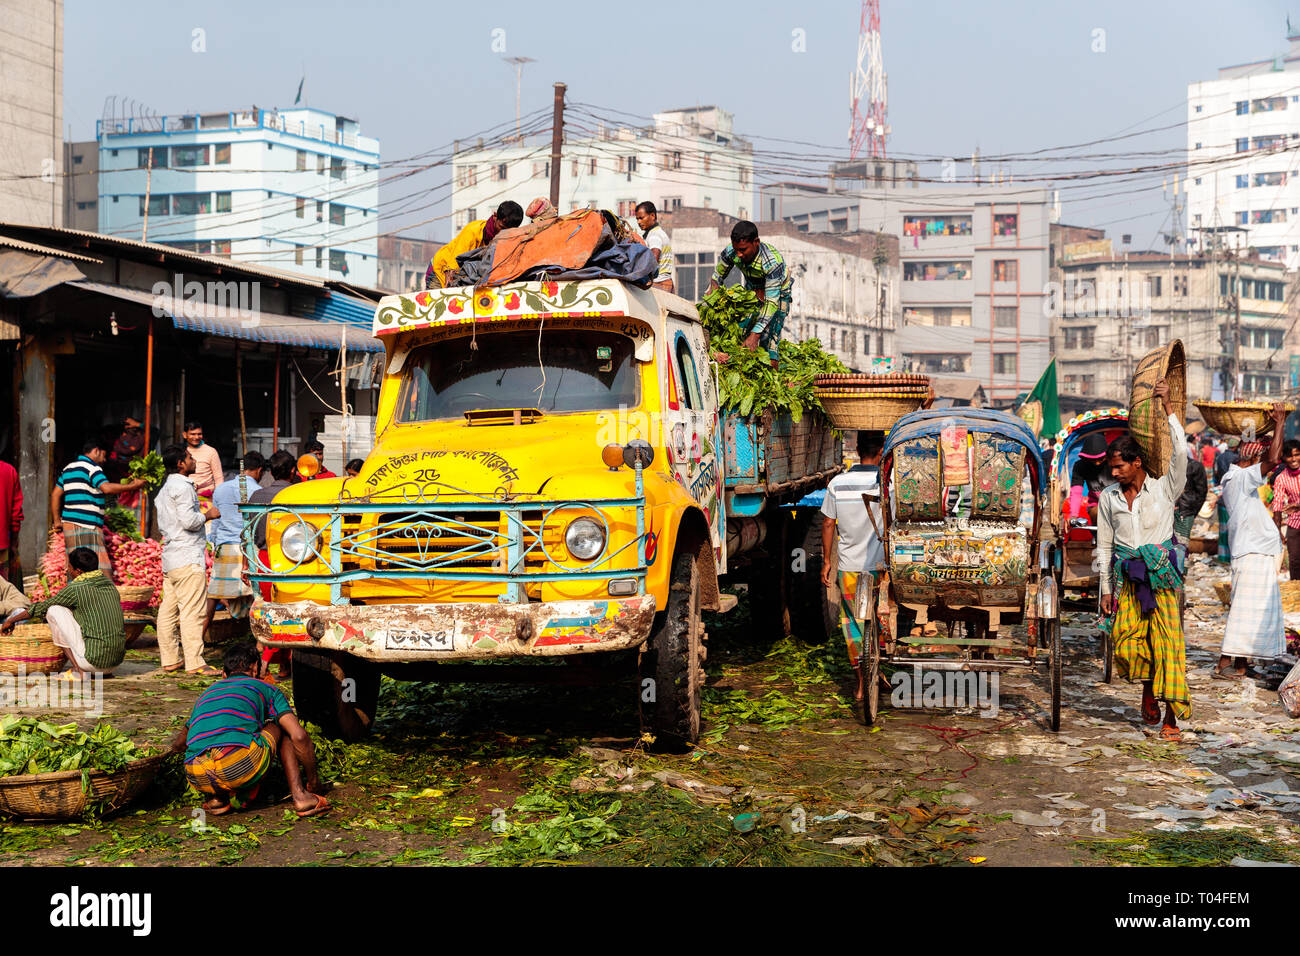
[171,192,211,215]
[1195,142,1202,150]
[532,160,549,179]
[661,197,682,211]
[904,307,972,327]
[296,197,305,219]
[136,148,165,169]
[315,247,323,269]
[1251,209,1287,224]
[1252,96,1287,112]
[1236,174,1250,189]
[1235,100,1249,115]
[589,158,597,174]
[902,215,972,237]
[1236,138,1250,153]
[903,260,971,281]
[993,306,1018,328]
[1173,274,1187,296]
[1063,327,1095,349]
[316,153,326,174]
[495,163,508,182]
[457,165,477,188]
[1254,134,1287,151]
[993,213,1018,237]
[992,259,1018,282]
[993,353,1017,375]
[296,150,307,171]
[617,199,636,217]
[702,154,711,173]
[212,239,231,256]
[138,194,168,217]
[329,250,348,274]
[295,244,304,265]
[172,145,209,167]
[329,203,345,226]
[331,157,345,180]
[1256,171,1287,187]
[1064,374,1095,395]
[571,158,579,177]
[739,166,750,187]
[906,353,970,374]
[673,251,715,302]
[1194,104,1202,113]
[214,192,232,213]
[1146,275,1161,297]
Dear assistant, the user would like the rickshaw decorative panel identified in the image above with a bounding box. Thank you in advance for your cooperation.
[888,525,1029,607]
[971,436,1027,519]
[893,439,941,520]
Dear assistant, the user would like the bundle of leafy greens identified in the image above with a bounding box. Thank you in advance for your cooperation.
[0,716,147,791]
[128,451,166,493]
[104,507,143,542]
[697,286,848,421]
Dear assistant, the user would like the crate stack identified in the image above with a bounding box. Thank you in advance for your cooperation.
[317,414,376,472]
[813,373,931,431]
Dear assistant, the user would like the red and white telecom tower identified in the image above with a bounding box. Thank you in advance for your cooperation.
[848,0,888,160]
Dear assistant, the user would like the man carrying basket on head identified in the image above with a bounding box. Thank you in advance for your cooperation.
[1097,380,1191,740]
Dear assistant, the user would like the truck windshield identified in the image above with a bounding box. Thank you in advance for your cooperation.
[396,329,639,421]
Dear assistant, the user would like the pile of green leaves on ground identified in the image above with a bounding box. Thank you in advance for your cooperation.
[105,507,143,541]
[128,452,166,493]
[0,717,147,790]
[697,287,847,421]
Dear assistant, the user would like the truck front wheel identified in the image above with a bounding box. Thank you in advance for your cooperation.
[638,548,706,750]
[291,648,381,742]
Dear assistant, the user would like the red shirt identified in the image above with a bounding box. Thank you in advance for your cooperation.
[1200,444,1216,470]
[0,461,22,550]
[1274,467,1300,530]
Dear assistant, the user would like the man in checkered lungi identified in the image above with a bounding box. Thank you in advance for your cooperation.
[1217,404,1289,680]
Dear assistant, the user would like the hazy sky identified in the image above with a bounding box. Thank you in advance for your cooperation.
[64,0,1295,245]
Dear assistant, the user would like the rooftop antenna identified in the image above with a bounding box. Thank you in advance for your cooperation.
[849,0,888,159]
[503,56,536,143]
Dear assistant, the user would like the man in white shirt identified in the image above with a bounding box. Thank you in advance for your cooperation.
[820,430,885,701]
[1097,380,1190,739]
[1217,404,1289,679]
[634,202,675,293]
[156,443,221,676]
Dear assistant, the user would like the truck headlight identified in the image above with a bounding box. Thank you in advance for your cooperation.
[281,522,317,563]
[564,517,606,560]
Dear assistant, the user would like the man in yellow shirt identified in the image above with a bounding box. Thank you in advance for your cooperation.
[425,201,523,288]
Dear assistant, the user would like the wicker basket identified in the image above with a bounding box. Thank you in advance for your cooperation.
[1192,401,1295,439]
[0,753,171,821]
[1128,339,1186,478]
[1215,581,1232,606]
[0,623,64,674]
[818,393,926,430]
[1281,581,1300,614]
[115,584,156,613]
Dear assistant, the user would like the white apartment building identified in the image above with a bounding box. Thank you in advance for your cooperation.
[450,107,754,231]
[0,0,62,226]
[763,180,1054,404]
[1186,30,1300,270]
[661,208,901,372]
[95,107,380,285]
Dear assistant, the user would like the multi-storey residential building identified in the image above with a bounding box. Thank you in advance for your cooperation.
[662,207,900,372]
[377,235,444,293]
[762,180,1054,404]
[62,140,98,231]
[450,107,754,231]
[1186,29,1300,269]
[95,107,380,285]
[1054,239,1291,404]
[0,0,62,226]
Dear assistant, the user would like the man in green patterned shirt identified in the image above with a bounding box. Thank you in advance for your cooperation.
[705,220,794,362]
[0,547,125,675]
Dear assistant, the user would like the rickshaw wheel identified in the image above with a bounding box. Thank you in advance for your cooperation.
[1044,616,1062,732]
[863,614,882,725]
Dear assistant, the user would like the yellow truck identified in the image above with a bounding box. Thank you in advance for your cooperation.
[242,278,841,746]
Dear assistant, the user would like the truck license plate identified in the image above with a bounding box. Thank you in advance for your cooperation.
[382,627,454,652]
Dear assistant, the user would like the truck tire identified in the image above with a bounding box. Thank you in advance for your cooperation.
[638,548,705,750]
[292,648,381,742]
[789,513,836,644]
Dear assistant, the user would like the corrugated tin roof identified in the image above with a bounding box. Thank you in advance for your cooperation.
[0,222,324,290]
[0,234,102,264]
[68,280,383,352]
[295,290,378,331]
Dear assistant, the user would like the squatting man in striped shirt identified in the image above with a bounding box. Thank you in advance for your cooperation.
[0,547,126,679]
[172,642,330,818]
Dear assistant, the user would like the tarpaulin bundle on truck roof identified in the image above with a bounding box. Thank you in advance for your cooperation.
[453,209,659,289]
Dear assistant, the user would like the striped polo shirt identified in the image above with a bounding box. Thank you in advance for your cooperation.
[185,676,291,761]
[28,569,126,670]
[57,455,109,527]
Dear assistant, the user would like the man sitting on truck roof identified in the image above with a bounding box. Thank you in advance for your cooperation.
[425,200,524,289]
[705,220,793,363]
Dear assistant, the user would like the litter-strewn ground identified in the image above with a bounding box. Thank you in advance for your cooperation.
[1,555,1298,867]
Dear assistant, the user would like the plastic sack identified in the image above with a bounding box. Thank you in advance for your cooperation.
[1280,659,1300,718]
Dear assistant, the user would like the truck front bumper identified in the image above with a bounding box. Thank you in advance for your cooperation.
[248,594,658,662]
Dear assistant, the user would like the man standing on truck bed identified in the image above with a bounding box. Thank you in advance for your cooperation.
[820,430,886,702]
[705,220,793,362]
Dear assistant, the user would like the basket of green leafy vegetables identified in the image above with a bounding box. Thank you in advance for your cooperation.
[0,717,169,820]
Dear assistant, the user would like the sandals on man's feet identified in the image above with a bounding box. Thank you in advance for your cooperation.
[1212,665,1244,680]
[1141,698,1161,725]
[1158,725,1183,742]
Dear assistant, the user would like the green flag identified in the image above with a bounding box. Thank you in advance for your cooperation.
[1023,358,1061,439]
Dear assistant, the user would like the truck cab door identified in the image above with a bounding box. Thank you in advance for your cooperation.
[665,316,726,572]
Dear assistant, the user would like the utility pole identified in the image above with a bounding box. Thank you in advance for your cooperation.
[141,146,154,241]
[1232,245,1242,400]
[503,56,535,142]
[549,83,566,209]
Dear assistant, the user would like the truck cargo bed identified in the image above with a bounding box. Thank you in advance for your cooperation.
[722,408,841,497]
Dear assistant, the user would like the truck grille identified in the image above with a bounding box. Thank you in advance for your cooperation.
[339,511,552,574]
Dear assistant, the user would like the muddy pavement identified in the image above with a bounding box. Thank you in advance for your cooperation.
[2,555,1298,866]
